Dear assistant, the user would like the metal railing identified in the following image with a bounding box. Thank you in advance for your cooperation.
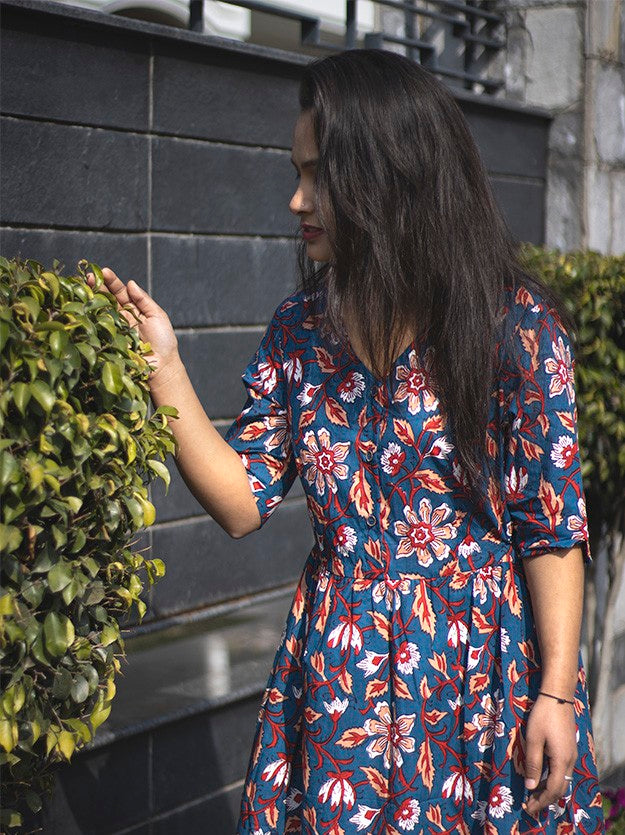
[189,0,505,95]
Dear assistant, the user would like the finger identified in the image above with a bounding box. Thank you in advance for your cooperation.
[99,267,133,307]
[524,732,544,791]
[126,279,167,319]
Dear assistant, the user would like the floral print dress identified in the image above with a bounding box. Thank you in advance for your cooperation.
[225,283,604,835]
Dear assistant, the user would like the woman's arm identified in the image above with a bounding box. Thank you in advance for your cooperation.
[522,544,585,816]
[149,360,262,539]
[85,268,261,539]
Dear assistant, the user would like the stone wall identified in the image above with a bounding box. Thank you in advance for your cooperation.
[491,0,625,255]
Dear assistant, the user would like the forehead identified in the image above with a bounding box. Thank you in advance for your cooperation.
[291,110,318,161]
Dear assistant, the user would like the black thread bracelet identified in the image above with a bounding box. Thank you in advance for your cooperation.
[538,690,574,705]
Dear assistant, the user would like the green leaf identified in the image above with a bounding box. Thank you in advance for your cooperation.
[146,458,171,489]
[0,524,22,553]
[51,667,72,700]
[43,611,75,657]
[102,361,123,395]
[0,452,19,493]
[12,382,31,416]
[70,675,89,704]
[29,379,55,414]
[48,561,73,593]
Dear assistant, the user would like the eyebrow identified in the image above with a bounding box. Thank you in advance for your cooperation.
[290,157,318,169]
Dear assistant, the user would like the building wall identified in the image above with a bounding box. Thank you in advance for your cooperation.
[490,0,625,256]
[0,1,555,830]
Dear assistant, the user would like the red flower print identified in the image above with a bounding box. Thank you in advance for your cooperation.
[296,381,321,406]
[337,370,365,402]
[544,335,575,404]
[318,771,356,810]
[395,640,420,674]
[550,435,578,469]
[381,442,406,476]
[394,498,459,566]
[301,428,350,496]
[394,349,438,415]
[393,798,421,830]
[363,701,416,769]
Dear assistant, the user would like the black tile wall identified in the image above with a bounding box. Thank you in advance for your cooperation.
[151,235,298,327]
[0,18,150,130]
[153,44,301,147]
[151,782,244,834]
[37,733,151,834]
[150,501,312,617]
[463,104,548,179]
[151,694,259,814]
[151,137,297,235]
[0,118,149,230]
[490,176,545,244]
[0,228,148,280]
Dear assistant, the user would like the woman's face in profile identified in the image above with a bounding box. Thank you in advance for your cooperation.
[289,109,333,263]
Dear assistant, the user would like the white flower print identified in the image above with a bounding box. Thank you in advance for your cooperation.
[318,772,356,810]
[394,498,459,566]
[356,650,387,677]
[327,616,363,654]
[381,442,406,476]
[349,805,381,831]
[544,335,575,404]
[301,428,350,496]
[427,435,454,459]
[567,496,588,542]
[324,697,349,721]
[333,524,357,556]
[393,798,421,830]
[442,766,474,805]
[394,349,438,415]
[337,370,365,402]
[296,381,321,406]
[551,434,578,469]
[395,640,420,674]
[471,690,505,752]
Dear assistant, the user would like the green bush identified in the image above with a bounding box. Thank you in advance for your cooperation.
[0,258,178,828]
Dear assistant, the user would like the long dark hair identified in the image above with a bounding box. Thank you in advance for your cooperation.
[296,48,574,492]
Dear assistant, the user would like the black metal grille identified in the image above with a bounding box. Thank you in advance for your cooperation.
[189,0,505,95]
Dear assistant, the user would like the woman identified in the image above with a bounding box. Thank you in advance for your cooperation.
[89,50,603,834]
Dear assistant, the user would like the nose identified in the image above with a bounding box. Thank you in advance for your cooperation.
[289,182,312,216]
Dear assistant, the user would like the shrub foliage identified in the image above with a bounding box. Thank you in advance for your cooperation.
[0,259,178,828]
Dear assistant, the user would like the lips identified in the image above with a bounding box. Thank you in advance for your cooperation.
[301,224,324,241]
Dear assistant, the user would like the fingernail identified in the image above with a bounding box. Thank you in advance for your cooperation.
[525,779,537,790]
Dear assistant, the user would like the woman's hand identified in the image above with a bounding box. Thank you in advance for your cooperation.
[523,695,577,817]
[86,267,180,385]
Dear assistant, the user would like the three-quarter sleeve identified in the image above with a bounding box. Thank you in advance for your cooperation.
[224,307,297,527]
[502,294,591,563]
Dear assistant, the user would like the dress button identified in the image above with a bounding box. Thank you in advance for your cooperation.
[362,449,373,462]
[366,514,376,527]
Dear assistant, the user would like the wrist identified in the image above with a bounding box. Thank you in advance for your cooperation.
[148,354,186,393]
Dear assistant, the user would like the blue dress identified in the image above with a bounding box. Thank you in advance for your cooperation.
[225,283,604,834]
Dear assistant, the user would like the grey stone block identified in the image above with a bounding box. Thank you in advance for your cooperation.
[151,137,297,235]
[151,234,298,327]
[0,228,147,280]
[0,118,148,230]
[154,44,301,147]
[0,17,149,130]
[177,328,266,420]
[490,176,544,245]
[594,63,625,165]
[151,695,259,814]
[150,500,312,616]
